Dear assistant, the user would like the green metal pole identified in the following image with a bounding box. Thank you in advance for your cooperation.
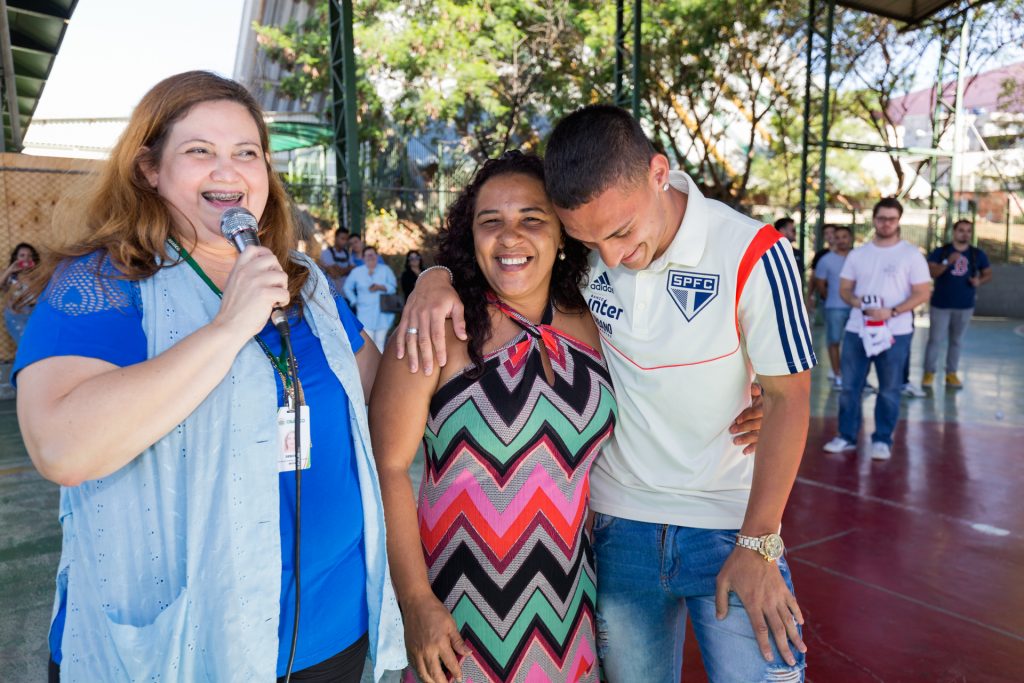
[947,16,970,244]
[1006,196,1012,263]
[328,0,346,231]
[798,0,815,248]
[328,1,363,235]
[614,0,625,108]
[928,27,948,253]
[814,0,834,258]
[632,0,641,119]
[341,0,363,235]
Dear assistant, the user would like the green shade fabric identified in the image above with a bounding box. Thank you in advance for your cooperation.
[269,121,332,152]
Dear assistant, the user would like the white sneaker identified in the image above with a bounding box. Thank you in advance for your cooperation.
[827,369,836,381]
[833,376,843,389]
[871,442,892,460]
[824,436,856,453]
[902,383,926,398]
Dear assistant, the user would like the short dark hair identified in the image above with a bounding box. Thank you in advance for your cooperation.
[953,218,974,231]
[832,224,853,236]
[438,150,589,374]
[543,104,655,210]
[774,217,795,231]
[872,197,903,217]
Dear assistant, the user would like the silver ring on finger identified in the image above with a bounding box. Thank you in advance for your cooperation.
[407,327,419,335]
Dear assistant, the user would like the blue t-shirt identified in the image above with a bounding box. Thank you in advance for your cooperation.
[813,251,851,310]
[14,254,369,674]
[927,245,990,309]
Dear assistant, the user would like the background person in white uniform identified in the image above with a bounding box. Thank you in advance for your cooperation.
[344,245,397,351]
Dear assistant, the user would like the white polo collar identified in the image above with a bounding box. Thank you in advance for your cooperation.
[648,170,708,272]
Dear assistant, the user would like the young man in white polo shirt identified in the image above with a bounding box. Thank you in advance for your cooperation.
[823,198,931,460]
[399,105,813,681]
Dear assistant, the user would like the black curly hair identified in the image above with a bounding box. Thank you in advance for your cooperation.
[437,151,590,374]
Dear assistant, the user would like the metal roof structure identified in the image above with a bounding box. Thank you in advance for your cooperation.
[837,0,964,23]
[0,0,78,152]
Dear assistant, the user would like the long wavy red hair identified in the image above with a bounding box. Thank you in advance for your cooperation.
[23,70,307,304]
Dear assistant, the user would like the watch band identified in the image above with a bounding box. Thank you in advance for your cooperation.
[735,533,784,562]
[735,534,763,553]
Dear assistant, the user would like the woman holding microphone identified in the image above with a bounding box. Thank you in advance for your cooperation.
[14,71,403,682]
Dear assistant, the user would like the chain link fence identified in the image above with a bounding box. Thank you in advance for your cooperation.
[0,155,101,362]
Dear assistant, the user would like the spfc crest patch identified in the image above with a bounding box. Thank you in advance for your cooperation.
[667,270,719,321]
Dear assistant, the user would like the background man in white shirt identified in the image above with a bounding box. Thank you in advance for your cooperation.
[823,198,931,460]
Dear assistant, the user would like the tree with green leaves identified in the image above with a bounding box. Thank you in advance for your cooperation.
[254,0,1024,215]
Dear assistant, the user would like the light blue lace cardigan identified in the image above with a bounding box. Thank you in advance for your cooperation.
[51,252,406,681]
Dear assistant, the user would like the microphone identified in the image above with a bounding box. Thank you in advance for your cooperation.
[219,207,291,337]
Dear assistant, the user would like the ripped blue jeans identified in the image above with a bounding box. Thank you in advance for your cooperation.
[592,514,805,682]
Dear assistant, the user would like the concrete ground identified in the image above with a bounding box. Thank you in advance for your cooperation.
[2,317,1022,682]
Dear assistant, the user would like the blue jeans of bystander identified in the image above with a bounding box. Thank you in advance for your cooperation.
[838,330,911,446]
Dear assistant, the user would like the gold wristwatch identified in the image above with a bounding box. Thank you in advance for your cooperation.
[735,532,785,562]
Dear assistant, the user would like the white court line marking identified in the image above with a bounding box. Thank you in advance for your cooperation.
[795,477,1016,539]
[787,528,858,552]
[791,556,1024,642]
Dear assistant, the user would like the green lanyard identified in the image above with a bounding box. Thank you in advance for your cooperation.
[166,237,295,393]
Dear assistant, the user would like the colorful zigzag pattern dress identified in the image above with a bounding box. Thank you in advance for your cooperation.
[417,300,617,682]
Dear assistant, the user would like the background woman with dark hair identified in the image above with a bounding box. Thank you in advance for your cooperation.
[370,152,615,683]
[2,242,40,344]
[13,71,403,681]
[400,250,422,300]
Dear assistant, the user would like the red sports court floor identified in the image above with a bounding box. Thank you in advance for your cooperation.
[681,318,1024,682]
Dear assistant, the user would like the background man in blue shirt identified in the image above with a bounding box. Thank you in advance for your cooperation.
[923,219,993,389]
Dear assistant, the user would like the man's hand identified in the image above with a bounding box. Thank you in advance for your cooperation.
[715,547,806,666]
[863,307,892,321]
[729,383,764,455]
[394,268,467,375]
[968,275,981,288]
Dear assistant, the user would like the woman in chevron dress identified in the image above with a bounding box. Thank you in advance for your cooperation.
[371,152,615,683]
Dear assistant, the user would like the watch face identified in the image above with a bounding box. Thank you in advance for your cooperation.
[763,534,785,560]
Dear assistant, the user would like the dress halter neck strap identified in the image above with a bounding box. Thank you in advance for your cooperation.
[485,291,553,331]
[485,291,564,361]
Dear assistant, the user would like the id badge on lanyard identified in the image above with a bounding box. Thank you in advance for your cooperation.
[278,405,311,472]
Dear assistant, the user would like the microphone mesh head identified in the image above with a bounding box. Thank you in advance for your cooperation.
[220,207,259,239]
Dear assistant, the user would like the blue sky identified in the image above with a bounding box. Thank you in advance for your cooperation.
[32,0,246,119]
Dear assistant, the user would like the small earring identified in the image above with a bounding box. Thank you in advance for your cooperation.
[662,182,670,192]
[558,248,566,261]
